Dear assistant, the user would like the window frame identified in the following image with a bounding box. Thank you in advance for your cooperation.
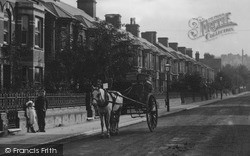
[21,15,29,45]
[34,67,43,84]
[34,17,43,48]
[3,9,11,45]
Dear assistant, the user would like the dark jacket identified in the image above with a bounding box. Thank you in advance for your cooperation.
[35,95,48,111]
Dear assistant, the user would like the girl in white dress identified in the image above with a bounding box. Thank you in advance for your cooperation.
[26,101,37,133]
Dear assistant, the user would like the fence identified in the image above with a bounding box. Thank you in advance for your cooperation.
[0,93,86,129]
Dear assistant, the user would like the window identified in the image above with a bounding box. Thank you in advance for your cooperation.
[3,65,11,89]
[4,10,10,44]
[79,31,86,46]
[35,67,43,83]
[149,53,153,69]
[142,52,147,68]
[22,67,27,83]
[21,15,29,44]
[60,23,68,50]
[78,35,83,46]
[135,50,142,67]
[35,17,43,48]
[22,67,28,86]
[22,67,33,86]
[155,56,159,71]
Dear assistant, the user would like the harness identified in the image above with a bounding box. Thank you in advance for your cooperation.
[92,88,122,108]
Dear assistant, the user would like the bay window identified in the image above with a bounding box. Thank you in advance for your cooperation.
[4,10,10,44]
[35,67,43,83]
[35,17,43,48]
[21,15,29,44]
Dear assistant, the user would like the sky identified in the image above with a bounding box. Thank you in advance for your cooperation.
[61,0,250,58]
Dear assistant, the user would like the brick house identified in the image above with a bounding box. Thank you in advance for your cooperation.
[0,0,215,93]
[0,0,96,91]
[0,0,46,91]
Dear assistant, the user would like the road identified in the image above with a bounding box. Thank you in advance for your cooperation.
[63,93,250,156]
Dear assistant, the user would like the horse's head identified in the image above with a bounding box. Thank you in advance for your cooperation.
[92,87,108,107]
[92,87,101,107]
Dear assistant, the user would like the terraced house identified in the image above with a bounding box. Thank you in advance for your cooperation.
[0,0,214,93]
[0,0,96,91]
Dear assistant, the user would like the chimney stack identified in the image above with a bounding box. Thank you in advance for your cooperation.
[169,42,178,51]
[158,37,169,47]
[195,51,200,61]
[141,31,157,45]
[186,48,193,58]
[77,0,96,18]
[178,47,186,55]
[125,18,140,37]
[105,14,122,29]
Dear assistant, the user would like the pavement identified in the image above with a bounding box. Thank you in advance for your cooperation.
[0,92,248,155]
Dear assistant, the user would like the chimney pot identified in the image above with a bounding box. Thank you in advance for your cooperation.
[130,18,136,24]
[195,51,200,61]
[141,31,157,45]
[178,47,186,55]
[77,0,96,18]
[186,48,193,58]
[158,37,169,47]
[126,18,140,37]
[105,14,122,29]
[169,42,178,51]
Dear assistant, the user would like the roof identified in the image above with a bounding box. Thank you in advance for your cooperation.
[138,38,167,55]
[74,15,94,28]
[155,42,176,59]
[51,0,94,22]
[43,2,74,19]
[42,0,95,28]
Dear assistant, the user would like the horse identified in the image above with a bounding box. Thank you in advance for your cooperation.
[92,87,123,138]
[109,91,123,135]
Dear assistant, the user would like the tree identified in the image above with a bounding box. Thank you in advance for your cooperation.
[7,36,42,93]
[214,64,250,94]
[204,53,215,59]
[44,20,136,92]
[45,21,86,93]
[185,71,202,92]
[80,21,136,88]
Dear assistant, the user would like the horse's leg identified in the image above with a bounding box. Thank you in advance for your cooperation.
[100,114,105,138]
[110,111,114,135]
[116,108,122,135]
[104,113,111,138]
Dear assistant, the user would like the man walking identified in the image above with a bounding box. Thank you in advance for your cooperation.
[35,90,48,132]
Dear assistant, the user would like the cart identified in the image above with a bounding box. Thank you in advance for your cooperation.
[111,73,158,132]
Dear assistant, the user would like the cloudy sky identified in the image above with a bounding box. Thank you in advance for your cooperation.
[61,0,250,58]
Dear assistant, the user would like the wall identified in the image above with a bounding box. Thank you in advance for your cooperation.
[18,106,90,134]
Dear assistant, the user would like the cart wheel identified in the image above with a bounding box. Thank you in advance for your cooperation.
[146,96,158,132]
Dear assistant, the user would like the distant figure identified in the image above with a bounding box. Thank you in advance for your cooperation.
[35,90,48,132]
[143,76,153,102]
[26,101,37,133]
[93,79,103,117]
[144,76,153,93]
[84,79,94,121]
[220,89,223,100]
[96,79,103,88]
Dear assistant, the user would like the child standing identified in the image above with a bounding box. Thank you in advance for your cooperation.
[26,100,37,133]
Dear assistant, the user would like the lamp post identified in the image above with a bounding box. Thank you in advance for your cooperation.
[165,64,171,111]
[220,76,223,99]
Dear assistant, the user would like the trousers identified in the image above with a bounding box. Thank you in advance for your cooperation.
[36,110,46,131]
